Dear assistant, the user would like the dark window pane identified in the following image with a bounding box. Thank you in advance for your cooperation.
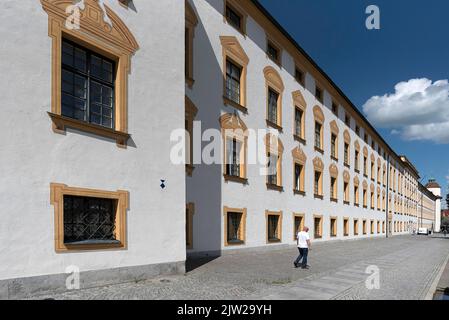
[225,60,241,104]
[226,6,242,30]
[268,89,278,124]
[227,212,243,243]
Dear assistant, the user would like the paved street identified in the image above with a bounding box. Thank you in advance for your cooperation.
[31,235,449,300]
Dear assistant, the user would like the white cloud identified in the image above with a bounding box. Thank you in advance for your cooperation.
[363,78,449,143]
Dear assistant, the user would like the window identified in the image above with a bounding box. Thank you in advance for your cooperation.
[313,157,324,198]
[224,207,246,246]
[221,36,249,110]
[345,113,351,127]
[50,183,129,252]
[265,134,284,189]
[382,221,385,233]
[363,220,367,235]
[344,143,350,166]
[185,1,198,87]
[344,218,349,236]
[315,86,323,103]
[355,150,360,171]
[314,171,322,197]
[221,113,248,182]
[314,216,323,239]
[294,107,304,139]
[295,67,305,86]
[332,101,338,115]
[330,177,337,201]
[363,188,368,208]
[354,185,359,206]
[370,189,375,209]
[354,219,359,236]
[331,134,337,159]
[267,88,279,125]
[370,221,375,234]
[294,163,304,193]
[267,40,281,65]
[315,122,323,150]
[364,133,368,144]
[293,214,304,240]
[344,182,349,203]
[225,59,242,105]
[226,5,243,32]
[364,156,368,176]
[330,217,337,237]
[377,221,380,234]
[61,40,115,129]
[355,125,360,136]
[266,211,282,243]
[186,203,194,249]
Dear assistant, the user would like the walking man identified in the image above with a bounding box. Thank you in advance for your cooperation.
[294,226,311,269]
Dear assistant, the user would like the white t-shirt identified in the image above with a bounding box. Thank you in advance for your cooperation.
[297,231,310,248]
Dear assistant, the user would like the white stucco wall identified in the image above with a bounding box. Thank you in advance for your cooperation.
[0,0,186,280]
[186,0,412,254]
[428,187,441,232]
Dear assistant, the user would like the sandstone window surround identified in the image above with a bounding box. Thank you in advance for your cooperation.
[353,176,360,206]
[343,170,351,204]
[223,0,247,35]
[313,105,325,153]
[343,130,351,168]
[41,0,139,148]
[186,0,198,88]
[314,215,323,239]
[329,120,339,161]
[50,183,129,252]
[313,157,324,199]
[220,113,249,184]
[221,36,249,112]
[292,90,307,143]
[264,66,284,130]
[354,140,360,172]
[266,210,283,243]
[293,213,305,241]
[223,206,247,247]
[329,164,339,202]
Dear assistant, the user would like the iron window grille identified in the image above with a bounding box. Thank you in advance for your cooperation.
[315,123,322,149]
[227,212,243,244]
[225,59,242,104]
[314,171,321,195]
[226,138,241,177]
[63,195,118,245]
[294,163,303,191]
[294,108,303,137]
[267,152,278,185]
[268,88,278,124]
[61,40,115,129]
[331,134,337,158]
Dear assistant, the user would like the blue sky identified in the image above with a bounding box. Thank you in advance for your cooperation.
[259,0,449,200]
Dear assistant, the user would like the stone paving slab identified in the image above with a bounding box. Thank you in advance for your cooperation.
[27,235,449,300]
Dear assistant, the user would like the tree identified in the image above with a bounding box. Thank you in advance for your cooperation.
[442,216,449,232]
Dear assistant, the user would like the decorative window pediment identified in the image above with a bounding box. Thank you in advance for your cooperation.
[292,146,307,165]
[343,170,350,183]
[313,105,325,124]
[344,130,351,144]
[330,120,339,135]
[329,164,339,178]
[292,90,306,109]
[354,176,360,187]
[313,157,324,172]
[264,66,284,93]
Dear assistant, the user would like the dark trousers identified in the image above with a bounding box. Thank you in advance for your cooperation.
[294,247,308,267]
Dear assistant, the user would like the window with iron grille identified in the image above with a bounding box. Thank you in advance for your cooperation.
[267,215,280,242]
[267,88,279,124]
[344,143,349,165]
[355,150,360,170]
[330,177,337,199]
[62,40,115,129]
[315,122,322,149]
[225,59,242,104]
[63,195,118,245]
[314,217,322,238]
[294,108,303,137]
[226,5,242,31]
[227,212,243,244]
[226,137,241,177]
[314,171,321,195]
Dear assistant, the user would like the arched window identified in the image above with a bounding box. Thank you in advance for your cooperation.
[221,36,249,111]
[363,147,369,176]
[220,113,249,182]
[41,0,139,148]
[354,140,361,172]
[354,176,360,206]
[264,66,284,129]
[329,164,339,201]
[313,157,324,198]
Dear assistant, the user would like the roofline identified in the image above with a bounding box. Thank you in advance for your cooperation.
[419,182,439,201]
[250,0,418,172]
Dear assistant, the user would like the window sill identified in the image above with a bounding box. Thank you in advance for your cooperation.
[354,203,360,207]
[293,190,306,196]
[344,234,349,237]
[355,169,360,174]
[266,119,283,132]
[224,174,248,185]
[344,201,350,206]
[267,238,282,243]
[330,197,338,203]
[226,239,245,246]
[314,235,322,239]
[315,147,324,154]
[223,96,248,114]
[266,183,284,192]
[48,112,130,148]
[331,156,338,162]
[293,134,306,145]
[363,205,368,209]
[364,174,368,178]
[314,194,324,200]
[344,163,351,169]
[186,164,195,177]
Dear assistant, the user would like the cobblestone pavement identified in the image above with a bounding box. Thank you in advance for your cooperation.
[31,235,449,300]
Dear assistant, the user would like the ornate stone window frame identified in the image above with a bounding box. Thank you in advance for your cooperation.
[50,183,129,252]
[221,36,249,112]
[354,218,359,236]
[329,164,339,202]
[292,90,306,143]
[186,0,198,88]
[313,215,323,239]
[292,213,305,241]
[330,216,338,237]
[329,120,339,161]
[223,0,248,35]
[264,66,284,130]
[343,130,351,167]
[354,140,360,171]
[313,105,325,153]
[41,0,139,148]
[265,133,284,190]
[223,206,247,247]
[343,170,351,203]
[354,176,360,206]
[220,113,249,183]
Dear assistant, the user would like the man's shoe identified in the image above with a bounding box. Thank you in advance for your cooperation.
[301,265,310,269]
[294,262,299,268]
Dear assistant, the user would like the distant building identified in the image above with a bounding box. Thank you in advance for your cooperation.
[442,210,449,218]
[425,179,442,232]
